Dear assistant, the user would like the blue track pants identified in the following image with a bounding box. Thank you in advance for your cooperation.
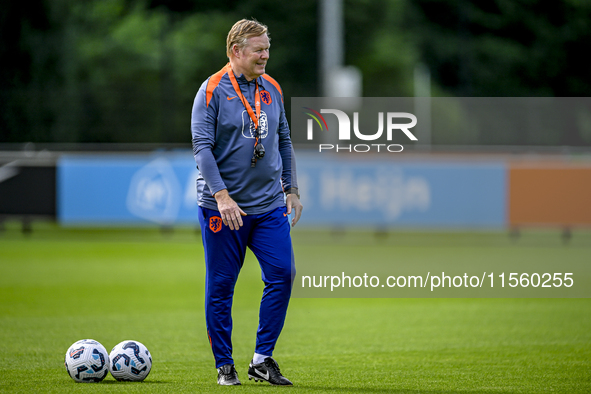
[198,206,295,368]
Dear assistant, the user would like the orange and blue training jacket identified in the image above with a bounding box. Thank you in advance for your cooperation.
[191,66,296,214]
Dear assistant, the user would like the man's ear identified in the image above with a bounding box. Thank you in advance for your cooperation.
[232,44,241,58]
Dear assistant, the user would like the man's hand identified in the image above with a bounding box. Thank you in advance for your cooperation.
[214,189,246,230]
[286,193,303,227]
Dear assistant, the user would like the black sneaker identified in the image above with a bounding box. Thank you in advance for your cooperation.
[248,357,293,386]
[217,364,241,385]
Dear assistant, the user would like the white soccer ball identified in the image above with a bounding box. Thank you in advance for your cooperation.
[64,339,110,383]
[109,340,152,381]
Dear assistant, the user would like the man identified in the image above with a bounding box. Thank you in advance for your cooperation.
[191,19,302,386]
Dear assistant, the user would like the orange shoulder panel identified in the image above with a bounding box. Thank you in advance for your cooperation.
[206,65,230,107]
[262,74,283,102]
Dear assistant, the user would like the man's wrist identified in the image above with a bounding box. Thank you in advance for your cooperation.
[214,189,229,201]
[285,187,299,199]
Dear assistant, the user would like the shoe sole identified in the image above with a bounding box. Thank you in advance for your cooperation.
[248,374,292,386]
[248,374,266,383]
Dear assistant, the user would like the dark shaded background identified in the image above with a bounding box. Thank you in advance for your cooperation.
[2,0,590,146]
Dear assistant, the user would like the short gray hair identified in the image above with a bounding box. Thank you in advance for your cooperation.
[226,19,269,57]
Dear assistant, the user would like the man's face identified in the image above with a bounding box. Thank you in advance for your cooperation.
[235,34,270,80]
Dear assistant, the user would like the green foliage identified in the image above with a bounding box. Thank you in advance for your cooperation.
[53,0,236,143]
[346,0,419,97]
[405,0,591,97]
[2,0,591,144]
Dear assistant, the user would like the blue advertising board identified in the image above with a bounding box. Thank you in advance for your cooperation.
[295,153,506,228]
[58,153,200,225]
[57,152,506,228]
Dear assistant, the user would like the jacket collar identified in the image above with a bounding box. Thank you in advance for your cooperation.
[235,73,265,89]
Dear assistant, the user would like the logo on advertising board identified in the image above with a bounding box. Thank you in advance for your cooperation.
[126,158,182,225]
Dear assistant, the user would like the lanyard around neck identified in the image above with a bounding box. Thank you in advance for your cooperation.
[225,63,261,130]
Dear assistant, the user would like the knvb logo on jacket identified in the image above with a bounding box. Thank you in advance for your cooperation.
[242,110,268,139]
[260,90,272,105]
[303,107,418,153]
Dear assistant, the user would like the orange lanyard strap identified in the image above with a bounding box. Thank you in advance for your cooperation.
[225,63,261,130]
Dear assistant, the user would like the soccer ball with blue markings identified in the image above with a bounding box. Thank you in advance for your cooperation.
[109,340,152,381]
[64,339,110,382]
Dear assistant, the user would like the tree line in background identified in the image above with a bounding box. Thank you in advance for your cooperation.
[1,0,590,146]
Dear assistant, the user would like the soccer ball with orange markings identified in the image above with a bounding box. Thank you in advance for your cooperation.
[64,339,110,382]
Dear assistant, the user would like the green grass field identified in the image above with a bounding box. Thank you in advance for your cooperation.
[1,223,590,393]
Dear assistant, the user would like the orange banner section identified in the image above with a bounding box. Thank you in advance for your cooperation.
[509,164,591,226]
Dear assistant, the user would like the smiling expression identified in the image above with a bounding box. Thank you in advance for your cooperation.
[231,34,270,81]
